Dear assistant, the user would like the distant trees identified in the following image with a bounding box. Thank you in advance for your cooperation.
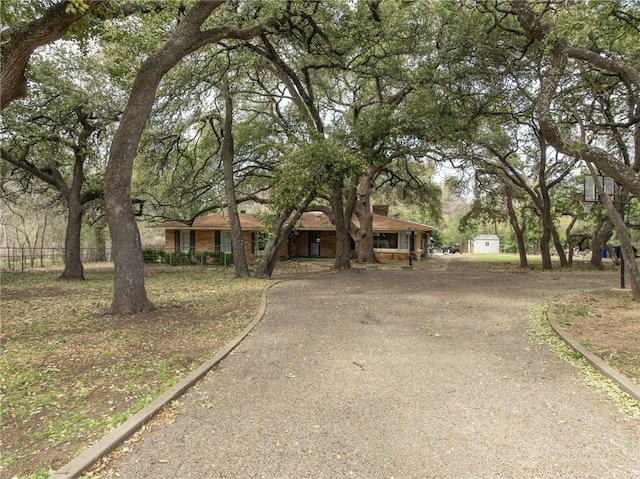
[1,47,120,279]
[505,0,640,298]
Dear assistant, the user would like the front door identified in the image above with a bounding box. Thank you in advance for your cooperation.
[309,231,321,257]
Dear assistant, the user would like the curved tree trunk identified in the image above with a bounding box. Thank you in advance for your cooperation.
[104,58,163,314]
[551,223,568,267]
[503,182,528,268]
[254,195,313,279]
[103,2,276,313]
[586,163,640,300]
[254,221,295,279]
[590,219,613,270]
[254,211,290,279]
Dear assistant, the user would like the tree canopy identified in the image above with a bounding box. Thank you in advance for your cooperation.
[2,0,639,305]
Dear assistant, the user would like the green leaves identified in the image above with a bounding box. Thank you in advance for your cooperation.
[65,0,90,15]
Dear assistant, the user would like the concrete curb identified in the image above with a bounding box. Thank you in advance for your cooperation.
[50,281,280,479]
[547,304,640,404]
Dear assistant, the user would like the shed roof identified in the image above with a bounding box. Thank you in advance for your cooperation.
[149,213,264,231]
[474,234,500,241]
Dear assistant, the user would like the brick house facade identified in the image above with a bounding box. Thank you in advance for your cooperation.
[151,209,436,264]
[152,213,263,264]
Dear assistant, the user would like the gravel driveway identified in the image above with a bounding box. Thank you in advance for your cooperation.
[100,258,640,478]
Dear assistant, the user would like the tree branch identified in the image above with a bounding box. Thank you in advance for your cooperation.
[1,0,102,109]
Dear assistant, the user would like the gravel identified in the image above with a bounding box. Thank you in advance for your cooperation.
[97,259,640,478]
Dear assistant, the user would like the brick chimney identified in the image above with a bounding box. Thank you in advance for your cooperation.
[373,205,389,216]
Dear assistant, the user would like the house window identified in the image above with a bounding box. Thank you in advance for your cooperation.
[221,231,233,253]
[175,230,195,252]
[181,231,191,252]
[399,233,409,250]
[485,242,490,247]
[373,232,398,249]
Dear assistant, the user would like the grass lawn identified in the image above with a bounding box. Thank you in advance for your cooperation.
[1,265,271,479]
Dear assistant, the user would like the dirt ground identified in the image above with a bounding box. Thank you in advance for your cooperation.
[553,288,639,386]
[92,255,639,479]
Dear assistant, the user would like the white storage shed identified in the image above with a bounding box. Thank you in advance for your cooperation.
[470,234,500,254]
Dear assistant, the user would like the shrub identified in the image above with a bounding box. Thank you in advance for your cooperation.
[156,250,234,266]
[171,251,193,265]
[199,251,234,266]
[142,248,166,263]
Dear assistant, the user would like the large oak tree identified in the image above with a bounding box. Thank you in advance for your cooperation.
[103,1,281,314]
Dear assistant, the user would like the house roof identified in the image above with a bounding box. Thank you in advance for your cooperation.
[295,211,436,232]
[150,213,264,231]
[150,211,436,233]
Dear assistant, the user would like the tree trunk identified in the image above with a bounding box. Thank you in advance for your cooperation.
[59,129,92,281]
[539,221,553,271]
[587,163,640,301]
[220,74,249,278]
[590,219,613,270]
[103,2,276,313]
[537,135,567,269]
[565,214,578,267]
[503,182,528,268]
[330,182,352,270]
[551,223,568,267]
[353,167,380,263]
[104,47,175,314]
[94,226,107,262]
[59,198,84,280]
[254,196,313,279]
[254,210,290,279]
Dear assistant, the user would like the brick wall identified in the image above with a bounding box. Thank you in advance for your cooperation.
[289,231,309,257]
[288,231,337,258]
[319,231,337,257]
[164,229,257,264]
[195,230,215,251]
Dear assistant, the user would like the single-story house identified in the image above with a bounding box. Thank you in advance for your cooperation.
[469,234,500,254]
[288,209,436,260]
[150,213,264,263]
[150,207,436,263]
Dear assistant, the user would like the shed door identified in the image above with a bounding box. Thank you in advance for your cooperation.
[309,231,321,257]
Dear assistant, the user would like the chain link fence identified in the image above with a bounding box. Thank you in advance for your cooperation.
[1,247,111,272]
[1,247,234,272]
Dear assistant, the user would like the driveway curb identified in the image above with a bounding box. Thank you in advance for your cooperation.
[50,281,280,479]
[547,304,640,404]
